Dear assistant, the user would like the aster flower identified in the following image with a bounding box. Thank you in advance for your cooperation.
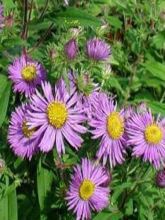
[8,55,46,97]
[27,80,86,155]
[127,110,165,168]
[79,91,109,121]
[8,104,39,159]
[156,169,165,188]
[86,38,111,61]
[66,158,110,220]
[0,4,4,30]
[89,95,127,167]
[64,38,77,60]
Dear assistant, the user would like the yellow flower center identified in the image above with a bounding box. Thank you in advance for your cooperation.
[107,111,124,139]
[145,124,163,144]
[21,65,36,81]
[79,179,95,201]
[22,121,35,138]
[47,102,68,128]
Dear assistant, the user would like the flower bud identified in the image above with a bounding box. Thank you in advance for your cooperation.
[0,4,4,30]
[64,39,77,60]
[156,169,165,188]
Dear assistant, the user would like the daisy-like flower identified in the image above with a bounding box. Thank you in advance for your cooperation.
[8,55,46,97]
[66,158,110,220]
[8,104,39,159]
[89,95,126,167]
[86,38,111,61]
[127,110,165,168]
[0,4,4,30]
[27,80,86,155]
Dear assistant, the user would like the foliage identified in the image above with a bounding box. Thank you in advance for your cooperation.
[0,0,165,219]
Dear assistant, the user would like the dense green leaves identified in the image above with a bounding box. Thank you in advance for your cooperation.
[0,0,165,219]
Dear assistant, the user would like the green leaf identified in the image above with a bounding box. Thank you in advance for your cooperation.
[0,78,11,127]
[93,212,110,220]
[107,16,122,29]
[55,7,101,27]
[37,159,53,219]
[143,61,165,81]
[125,199,133,216]
[2,0,15,10]
[147,101,165,116]
[0,75,8,97]
[0,187,18,220]
[111,182,133,203]
[94,211,123,220]
[108,77,124,94]
[152,31,165,49]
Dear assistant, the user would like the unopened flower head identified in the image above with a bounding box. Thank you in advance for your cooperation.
[0,4,4,30]
[64,39,77,60]
[156,169,165,188]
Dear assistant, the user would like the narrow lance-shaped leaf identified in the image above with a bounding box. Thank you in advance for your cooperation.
[37,158,54,220]
[0,76,11,127]
[0,177,18,220]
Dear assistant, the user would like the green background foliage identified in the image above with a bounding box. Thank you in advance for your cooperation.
[0,0,165,219]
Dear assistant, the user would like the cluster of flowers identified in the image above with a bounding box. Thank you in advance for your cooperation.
[6,35,165,219]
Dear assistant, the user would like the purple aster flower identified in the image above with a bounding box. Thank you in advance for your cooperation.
[78,91,108,121]
[89,95,127,167]
[86,38,111,61]
[64,39,77,60]
[0,4,4,30]
[27,80,87,155]
[156,169,165,188]
[8,55,46,97]
[127,110,165,168]
[66,158,110,220]
[8,104,39,159]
